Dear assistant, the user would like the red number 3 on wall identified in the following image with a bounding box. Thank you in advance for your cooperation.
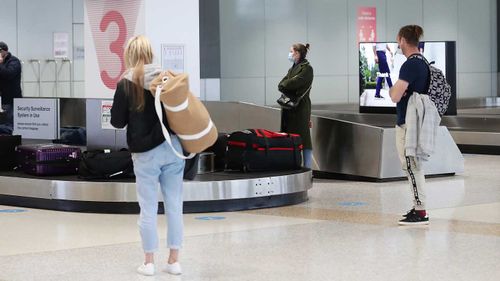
[99,11,127,89]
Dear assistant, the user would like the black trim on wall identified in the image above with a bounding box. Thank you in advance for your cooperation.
[458,144,500,155]
[199,0,221,79]
[445,41,457,115]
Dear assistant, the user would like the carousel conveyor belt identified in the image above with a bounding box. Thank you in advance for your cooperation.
[0,169,312,214]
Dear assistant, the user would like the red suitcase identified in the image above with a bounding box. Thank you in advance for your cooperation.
[226,129,303,172]
[16,144,82,176]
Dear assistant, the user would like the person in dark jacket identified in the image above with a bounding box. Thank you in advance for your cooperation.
[110,35,184,276]
[0,42,22,134]
[278,43,314,168]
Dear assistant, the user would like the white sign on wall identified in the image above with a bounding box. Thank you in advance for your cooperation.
[101,100,114,130]
[53,32,69,58]
[13,98,60,139]
[162,44,185,73]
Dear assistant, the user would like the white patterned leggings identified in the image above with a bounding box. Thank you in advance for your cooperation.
[396,125,426,211]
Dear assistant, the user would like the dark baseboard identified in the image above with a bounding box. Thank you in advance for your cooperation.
[0,191,308,214]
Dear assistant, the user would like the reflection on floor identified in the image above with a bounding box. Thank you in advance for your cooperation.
[0,154,499,281]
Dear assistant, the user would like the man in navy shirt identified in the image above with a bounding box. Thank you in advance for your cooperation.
[389,25,430,225]
[0,42,22,134]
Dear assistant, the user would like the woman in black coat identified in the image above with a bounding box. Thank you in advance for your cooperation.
[278,43,314,168]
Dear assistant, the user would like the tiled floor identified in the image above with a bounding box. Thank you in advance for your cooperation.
[0,154,499,281]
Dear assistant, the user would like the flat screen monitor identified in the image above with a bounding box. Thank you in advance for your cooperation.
[358,41,456,115]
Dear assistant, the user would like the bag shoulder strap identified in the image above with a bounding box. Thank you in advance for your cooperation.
[298,84,312,99]
[408,53,430,66]
[407,53,433,95]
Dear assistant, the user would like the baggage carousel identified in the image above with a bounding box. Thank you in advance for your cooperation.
[0,169,312,213]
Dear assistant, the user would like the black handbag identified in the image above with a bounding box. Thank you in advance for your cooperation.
[277,85,312,109]
[78,149,135,180]
[183,153,200,180]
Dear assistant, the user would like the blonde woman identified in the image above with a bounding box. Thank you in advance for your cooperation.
[111,35,185,276]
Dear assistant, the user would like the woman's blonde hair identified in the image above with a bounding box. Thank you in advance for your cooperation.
[124,35,154,111]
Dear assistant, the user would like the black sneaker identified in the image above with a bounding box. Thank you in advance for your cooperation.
[403,208,415,218]
[374,95,385,99]
[398,212,429,225]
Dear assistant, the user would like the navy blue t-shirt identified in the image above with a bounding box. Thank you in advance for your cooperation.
[396,55,430,125]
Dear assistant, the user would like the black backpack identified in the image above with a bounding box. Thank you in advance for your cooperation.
[408,54,451,116]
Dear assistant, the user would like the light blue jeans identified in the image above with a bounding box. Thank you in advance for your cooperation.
[303,149,313,169]
[132,136,185,252]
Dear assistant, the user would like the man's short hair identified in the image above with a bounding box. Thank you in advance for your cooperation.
[0,42,8,51]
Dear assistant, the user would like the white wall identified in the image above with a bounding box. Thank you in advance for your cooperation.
[2,0,200,99]
[0,0,82,98]
[0,0,18,55]
[144,0,200,96]
[0,0,497,102]
[219,0,498,105]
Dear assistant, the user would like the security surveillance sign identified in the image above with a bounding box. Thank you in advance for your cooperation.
[13,98,59,139]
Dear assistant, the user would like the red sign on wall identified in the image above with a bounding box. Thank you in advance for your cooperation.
[357,7,377,43]
[86,0,142,90]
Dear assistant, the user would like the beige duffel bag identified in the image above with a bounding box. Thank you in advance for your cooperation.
[150,70,217,159]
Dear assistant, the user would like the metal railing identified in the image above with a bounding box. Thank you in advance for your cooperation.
[61,58,73,97]
[28,59,41,97]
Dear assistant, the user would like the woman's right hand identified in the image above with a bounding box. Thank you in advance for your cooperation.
[166,70,180,79]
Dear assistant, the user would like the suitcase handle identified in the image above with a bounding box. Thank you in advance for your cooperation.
[258,129,270,155]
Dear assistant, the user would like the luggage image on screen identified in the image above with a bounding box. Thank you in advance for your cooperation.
[78,149,134,180]
[16,144,82,176]
[0,134,21,171]
[53,126,87,146]
[226,129,303,172]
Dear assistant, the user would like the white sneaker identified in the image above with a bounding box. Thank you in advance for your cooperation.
[137,263,155,276]
[165,262,182,275]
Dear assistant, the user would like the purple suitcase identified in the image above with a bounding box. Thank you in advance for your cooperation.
[16,144,82,176]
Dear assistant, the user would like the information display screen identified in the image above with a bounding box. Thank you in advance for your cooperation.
[359,41,456,115]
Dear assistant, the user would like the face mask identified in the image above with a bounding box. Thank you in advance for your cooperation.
[288,52,295,62]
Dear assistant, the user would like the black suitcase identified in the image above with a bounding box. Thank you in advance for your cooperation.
[80,149,200,181]
[0,135,22,171]
[205,133,229,171]
[78,149,135,180]
[226,129,302,172]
